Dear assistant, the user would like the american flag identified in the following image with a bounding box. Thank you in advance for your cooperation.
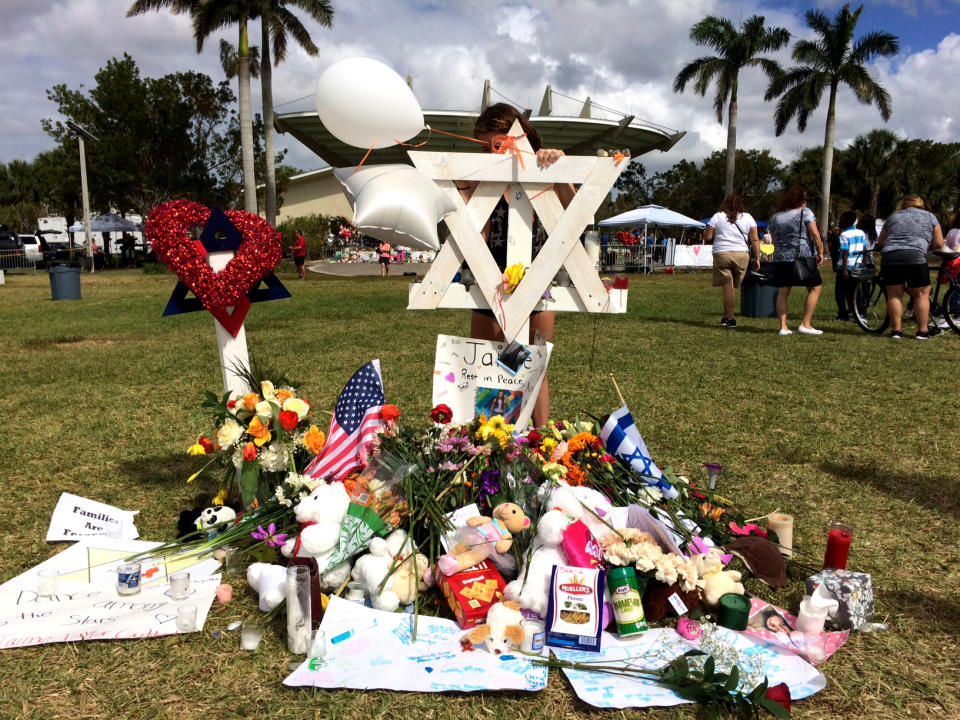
[304,360,385,482]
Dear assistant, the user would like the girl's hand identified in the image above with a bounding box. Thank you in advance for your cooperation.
[536,148,564,168]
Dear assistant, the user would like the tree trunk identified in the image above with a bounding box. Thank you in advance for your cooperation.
[724,77,738,198]
[870,182,880,218]
[261,18,277,226]
[238,18,257,214]
[819,83,838,235]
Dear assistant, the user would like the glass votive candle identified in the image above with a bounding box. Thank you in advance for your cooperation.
[176,603,198,633]
[240,621,264,651]
[37,569,58,597]
[309,629,327,659]
[344,582,366,603]
[223,546,245,574]
[116,562,142,596]
[107,521,123,539]
[520,619,545,653]
[169,571,190,600]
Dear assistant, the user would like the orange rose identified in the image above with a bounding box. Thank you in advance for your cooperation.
[275,389,293,403]
[303,425,326,455]
[381,404,401,422]
[248,415,272,447]
[242,442,258,462]
[242,392,259,411]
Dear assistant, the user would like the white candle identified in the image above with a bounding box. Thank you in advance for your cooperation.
[520,619,545,653]
[767,513,794,557]
[37,569,58,597]
[175,603,198,633]
[240,621,264,651]
[169,572,190,600]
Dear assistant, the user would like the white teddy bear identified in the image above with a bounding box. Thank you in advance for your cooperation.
[549,483,629,539]
[246,562,287,611]
[280,481,350,575]
[352,529,429,612]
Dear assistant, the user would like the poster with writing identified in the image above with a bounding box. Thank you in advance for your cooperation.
[433,335,551,429]
[284,596,547,693]
[46,492,140,542]
[0,576,219,649]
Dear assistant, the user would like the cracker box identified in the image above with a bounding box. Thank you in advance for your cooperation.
[437,561,506,629]
[805,569,874,631]
[545,564,605,652]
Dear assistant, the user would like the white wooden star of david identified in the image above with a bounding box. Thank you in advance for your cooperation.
[407,120,629,343]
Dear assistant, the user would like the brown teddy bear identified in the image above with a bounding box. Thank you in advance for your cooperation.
[437,502,530,576]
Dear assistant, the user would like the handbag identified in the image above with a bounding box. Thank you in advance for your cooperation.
[790,211,818,284]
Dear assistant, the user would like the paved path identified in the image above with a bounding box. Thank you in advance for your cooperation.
[306,261,432,277]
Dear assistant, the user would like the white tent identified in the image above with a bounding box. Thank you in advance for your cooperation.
[599,204,705,232]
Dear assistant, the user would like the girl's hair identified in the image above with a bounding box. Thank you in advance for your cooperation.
[900,194,925,210]
[857,213,878,242]
[951,213,960,231]
[838,210,858,229]
[720,193,744,224]
[474,103,543,152]
[777,185,807,212]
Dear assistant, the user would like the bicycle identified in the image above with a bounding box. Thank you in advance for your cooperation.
[852,250,960,335]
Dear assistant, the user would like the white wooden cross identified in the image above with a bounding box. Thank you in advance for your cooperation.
[407,120,628,343]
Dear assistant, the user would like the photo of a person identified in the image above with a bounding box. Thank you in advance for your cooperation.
[490,390,507,416]
[474,387,523,424]
[748,606,792,634]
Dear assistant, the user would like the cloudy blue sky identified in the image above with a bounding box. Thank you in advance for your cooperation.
[2,0,958,174]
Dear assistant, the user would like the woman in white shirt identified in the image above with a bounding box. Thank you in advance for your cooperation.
[704,193,761,329]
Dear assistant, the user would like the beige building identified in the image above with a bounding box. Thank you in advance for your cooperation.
[276,168,354,224]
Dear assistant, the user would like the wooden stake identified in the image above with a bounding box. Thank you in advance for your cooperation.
[609,373,626,406]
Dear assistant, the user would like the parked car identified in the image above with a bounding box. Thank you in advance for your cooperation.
[19,234,45,263]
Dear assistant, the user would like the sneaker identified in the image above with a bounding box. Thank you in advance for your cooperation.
[890,330,902,339]
[937,318,950,329]
[832,315,850,322]
[798,326,823,335]
[720,317,731,327]
[778,329,793,336]
[916,331,931,341]
[725,318,737,329]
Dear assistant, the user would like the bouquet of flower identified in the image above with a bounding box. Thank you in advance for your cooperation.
[187,374,327,508]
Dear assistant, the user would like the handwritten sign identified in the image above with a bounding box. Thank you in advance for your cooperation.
[433,334,551,429]
[46,493,140,542]
[284,596,547,693]
[0,576,219,649]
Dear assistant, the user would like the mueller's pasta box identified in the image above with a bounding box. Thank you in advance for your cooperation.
[437,561,506,629]
[545,564,605,652]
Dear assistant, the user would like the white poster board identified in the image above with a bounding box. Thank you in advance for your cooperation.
[0,576,219,649]
[555,627,825,709]
[46,492,140,542]
[672,245,713,268]
[284,596,547,693]
[433,334,551,429]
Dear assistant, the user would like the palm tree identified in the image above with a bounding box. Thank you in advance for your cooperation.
[258,0,334,227]
[846,129,899,217]
[764,4,898,233]
[127,0,260,213]
[674,15,790,197]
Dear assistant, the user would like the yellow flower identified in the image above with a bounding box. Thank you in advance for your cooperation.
[260,381,276,401]
[492,428,510,449]
[502,262,525,293]
[187,471,201,483]
[212,488,228,506]
[540,437,557,455]
[248,415,272,447]
[303,425,326,455]
[282,397,310,420]
[275,388,294,403]
[187,442,206,456]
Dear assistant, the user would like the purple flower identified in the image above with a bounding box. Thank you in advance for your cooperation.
[479,469,501,497]
[251,525,269,542]
[251,522,287,547]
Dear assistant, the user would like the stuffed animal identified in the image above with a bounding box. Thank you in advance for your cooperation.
[437,502,529,576]
[352,529,429,612]
[198,505,236,532]
[503,509,568,617]
[464,601,524,655]
[692,549,745,606]
[548,484,626,540]
[280,482,350,574]
[246,562,287,611]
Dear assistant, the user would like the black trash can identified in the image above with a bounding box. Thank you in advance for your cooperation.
[740,261,777,318]
[48,263,82,301]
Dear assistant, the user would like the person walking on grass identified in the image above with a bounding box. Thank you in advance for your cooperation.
[768,186,825,335]
[293,229,307,279]
[876,194,943,340]
[704,192,761,329]
[833,211,867,321]
[378,240,391,278]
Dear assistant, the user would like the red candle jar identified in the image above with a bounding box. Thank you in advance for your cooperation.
[823,521,852,570]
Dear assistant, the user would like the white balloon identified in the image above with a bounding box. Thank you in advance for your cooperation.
[335,165,455,252]
[316,58,424,149]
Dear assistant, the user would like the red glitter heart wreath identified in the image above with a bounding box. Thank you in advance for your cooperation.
[146,200,281,324]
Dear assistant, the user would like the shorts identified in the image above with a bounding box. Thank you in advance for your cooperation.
[881,262,930,288]
[771,259,823,288]
[379,256,390,265]
[712,251,750,288]
[294,256,305,267]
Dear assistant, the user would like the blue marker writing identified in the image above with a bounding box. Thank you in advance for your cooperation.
[330,618,377,644]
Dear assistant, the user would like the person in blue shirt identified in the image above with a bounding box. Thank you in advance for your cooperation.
[833,211,867,321]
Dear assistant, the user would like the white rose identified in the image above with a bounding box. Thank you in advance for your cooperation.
[282,397,310,420]
[216,418,244,449]
[255,399,274,420]
[260,381,276,401]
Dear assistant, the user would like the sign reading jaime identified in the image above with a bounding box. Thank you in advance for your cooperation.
[432,334,551,428]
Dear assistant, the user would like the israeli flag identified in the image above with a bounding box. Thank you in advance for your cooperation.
[601,404,678,499]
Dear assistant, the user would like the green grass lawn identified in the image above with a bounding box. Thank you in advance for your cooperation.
[0,267,957,720]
